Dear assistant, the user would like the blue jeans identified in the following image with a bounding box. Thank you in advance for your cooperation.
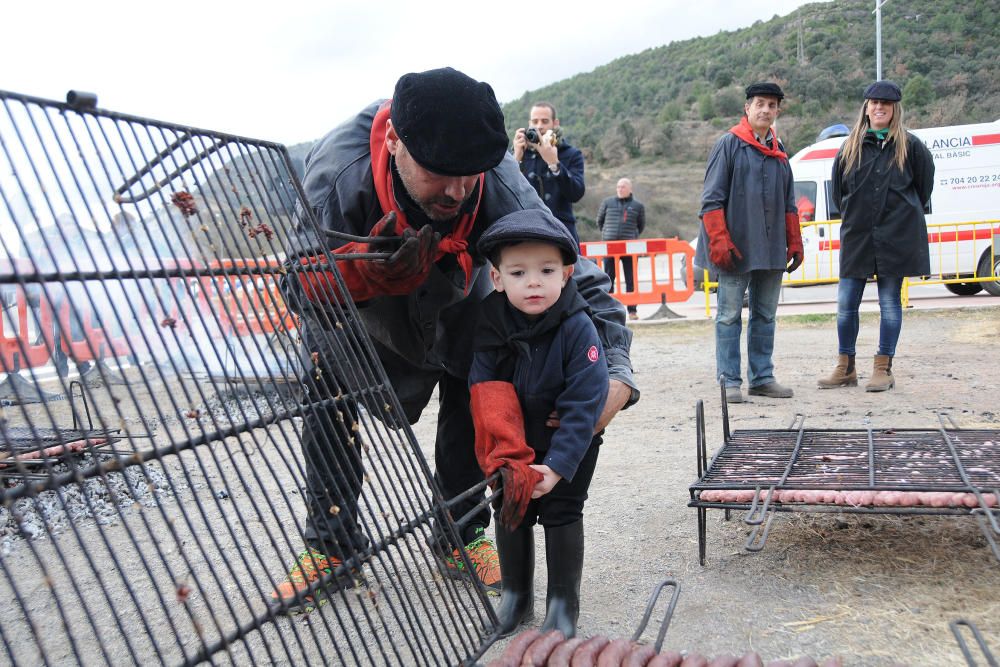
[716,270,783,388]
[836,276,903,357]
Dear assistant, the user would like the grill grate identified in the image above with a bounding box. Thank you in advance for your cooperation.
[0,89,497,666]
[688,392,1000,565]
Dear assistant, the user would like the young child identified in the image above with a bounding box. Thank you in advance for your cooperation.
[470,208,609,639]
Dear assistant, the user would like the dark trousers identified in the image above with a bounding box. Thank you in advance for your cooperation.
[520,438,602,528]
[603,256,636,314]
[303,368,488,556]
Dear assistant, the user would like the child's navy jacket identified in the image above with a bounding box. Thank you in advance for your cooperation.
[469,280,609,482]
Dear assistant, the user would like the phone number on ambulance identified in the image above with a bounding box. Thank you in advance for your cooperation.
[941,173,1000,185]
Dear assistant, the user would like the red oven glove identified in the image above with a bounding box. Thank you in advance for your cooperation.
[702,208,742,272]
[299,212,440,303]
[785,212,804,273]
[470,381,543,530]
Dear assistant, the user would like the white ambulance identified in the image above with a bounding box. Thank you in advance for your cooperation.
[789,119,1000,296]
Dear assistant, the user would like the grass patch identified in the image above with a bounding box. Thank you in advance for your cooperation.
[781,313,835,325]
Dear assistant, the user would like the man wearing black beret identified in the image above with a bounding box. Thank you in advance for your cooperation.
[274,67,638,612]
[694,81,801,404]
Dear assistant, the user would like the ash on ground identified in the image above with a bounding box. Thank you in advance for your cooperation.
[0,453,175,555]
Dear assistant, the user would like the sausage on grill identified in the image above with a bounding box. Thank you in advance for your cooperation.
[522,629,565,666]
[571,635,610,667]
[487,629,541,667]
[548,637,587,667]
[597,638,635,666]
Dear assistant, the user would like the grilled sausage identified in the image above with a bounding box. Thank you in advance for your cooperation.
[736,652,764,667]
[597,638,635,666]
[548,637,587,667]
[647,652,684,667]
[571,636,610,667]
[488,629,541,667]
[680,653,709,667]
[623,643,658,667]
[522,629,565,666]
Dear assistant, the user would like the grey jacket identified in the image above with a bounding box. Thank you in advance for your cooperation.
[288,100,636,421]
[694,131,796,273]
[597,195,646,241]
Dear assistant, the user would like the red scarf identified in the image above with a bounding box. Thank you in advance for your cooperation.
[729,117,788,161]
[369,101,484,293]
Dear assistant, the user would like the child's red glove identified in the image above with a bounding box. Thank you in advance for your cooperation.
[470,381,542,529]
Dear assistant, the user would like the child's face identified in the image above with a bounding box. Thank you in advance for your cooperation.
[490,241,573,317]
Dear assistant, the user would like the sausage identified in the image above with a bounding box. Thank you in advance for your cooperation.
[680,653,709,667]
[736,652,764,667]
[623,643,658,667]
[818,657,843,667]
[490,629,541,667]
[571,636,610,667]
[708,655,740,667]
[597,638,635,667]
[791,657,818,667]
[548,637,587,667]
[521,629,565,667]
[647,652,684,667]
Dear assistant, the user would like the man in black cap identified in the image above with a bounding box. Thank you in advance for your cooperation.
[274,67,638,612]
[694,81,802,404]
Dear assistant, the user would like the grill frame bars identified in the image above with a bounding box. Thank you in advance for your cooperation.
[689,400,1000,565]
[0,88,497,666]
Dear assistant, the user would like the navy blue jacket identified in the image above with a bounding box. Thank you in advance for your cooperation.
[519,142,586,244]
[470,281,608,482]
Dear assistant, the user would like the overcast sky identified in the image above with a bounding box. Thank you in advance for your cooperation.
[5,1,820,146]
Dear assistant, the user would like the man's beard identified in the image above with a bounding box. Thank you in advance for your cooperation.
[395,165,470,223]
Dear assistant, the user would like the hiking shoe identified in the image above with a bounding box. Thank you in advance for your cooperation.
[437,529,501,595]
[748,381,794,398]
[270,548,362,615]
[725,386,744,404]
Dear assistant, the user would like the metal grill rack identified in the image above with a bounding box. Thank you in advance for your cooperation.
[688,385,1000,566]
[0,89,499,665]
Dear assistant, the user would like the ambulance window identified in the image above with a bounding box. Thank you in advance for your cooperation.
[793,182,816,223]
[825,181,840,218]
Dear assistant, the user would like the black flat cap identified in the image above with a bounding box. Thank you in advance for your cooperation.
[391,67,509,177]
[863,80,902,102]
[745,82,785,100]
[478,208,578,265]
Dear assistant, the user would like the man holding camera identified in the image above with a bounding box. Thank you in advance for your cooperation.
[513,103,586,246]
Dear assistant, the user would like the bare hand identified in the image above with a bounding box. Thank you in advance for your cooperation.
[543,379,633,434]
[529,464,562,499]
[536,131,559,166]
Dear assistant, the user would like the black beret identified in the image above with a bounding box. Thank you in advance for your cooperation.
[863,80,902,102]
[478,209,578,265]
[390,67,509,177]
[745,82,785,100]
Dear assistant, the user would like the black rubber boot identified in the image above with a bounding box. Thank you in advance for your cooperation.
[540,519,584,638]
[494,520,534,637]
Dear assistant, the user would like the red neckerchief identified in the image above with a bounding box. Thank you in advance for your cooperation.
[369,100,484,293]
[729,116,788,161]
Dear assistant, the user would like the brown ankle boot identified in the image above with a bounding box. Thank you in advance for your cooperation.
[818,354,857,388]
[865,354,895,392]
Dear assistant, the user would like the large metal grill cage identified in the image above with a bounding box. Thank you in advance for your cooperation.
[0,89,498,665]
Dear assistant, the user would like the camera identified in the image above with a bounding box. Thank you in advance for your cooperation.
[524,127,540,144]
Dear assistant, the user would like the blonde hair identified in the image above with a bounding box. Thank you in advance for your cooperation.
[838,99,908,174]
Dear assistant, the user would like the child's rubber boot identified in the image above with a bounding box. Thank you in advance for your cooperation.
[540,519,584,639]
[494,518,535,637]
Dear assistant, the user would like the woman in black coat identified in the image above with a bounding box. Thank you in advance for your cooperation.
[818,80,935,392]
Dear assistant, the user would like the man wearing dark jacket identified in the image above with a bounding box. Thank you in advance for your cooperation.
[274,68,638,613]
[694,82,803,404]
[512,103,586,246]
[597,178,646,319]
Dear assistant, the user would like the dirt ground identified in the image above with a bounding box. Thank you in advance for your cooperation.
[448,304,1000,666]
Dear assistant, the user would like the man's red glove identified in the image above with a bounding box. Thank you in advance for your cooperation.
[470,381,543,530]
[785,212,804,273]
[299,212,440,304]
[702,209,742,273]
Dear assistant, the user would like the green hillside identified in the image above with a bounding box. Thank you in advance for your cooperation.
[502,0,1000,241]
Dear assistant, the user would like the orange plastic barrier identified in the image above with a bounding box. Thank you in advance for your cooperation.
[206,259,295,338]
[579,238,695,306]
[1,285,54,372]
